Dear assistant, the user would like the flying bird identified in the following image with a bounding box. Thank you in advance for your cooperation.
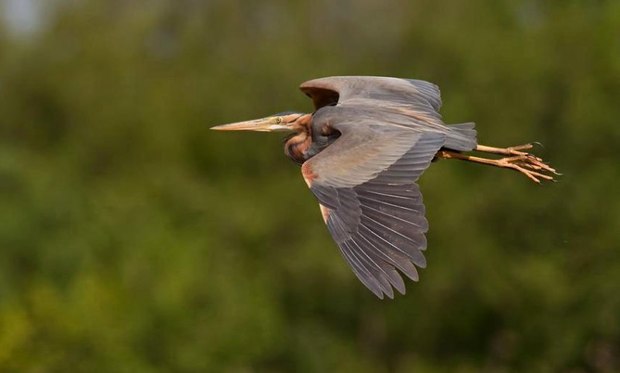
[212,76,558,299]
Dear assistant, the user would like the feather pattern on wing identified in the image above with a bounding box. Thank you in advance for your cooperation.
[298,76,476,298]
[301,76,477,151]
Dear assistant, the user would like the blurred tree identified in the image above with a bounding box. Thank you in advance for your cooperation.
[0,0,619,371]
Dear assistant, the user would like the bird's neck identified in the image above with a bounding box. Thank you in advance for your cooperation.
[285,114,320,164]
[284,113,340,165]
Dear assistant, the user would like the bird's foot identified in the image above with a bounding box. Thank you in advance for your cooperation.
[493,153,558,183]
[475,143,560,184]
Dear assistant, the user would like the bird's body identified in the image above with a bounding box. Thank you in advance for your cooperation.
[212,76,557,299]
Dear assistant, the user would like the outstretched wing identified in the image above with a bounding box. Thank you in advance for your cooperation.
[302,119,446,299]
[301,75,442,116]
[300,76,476,151]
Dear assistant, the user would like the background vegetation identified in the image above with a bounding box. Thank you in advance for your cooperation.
[1,0,619,371]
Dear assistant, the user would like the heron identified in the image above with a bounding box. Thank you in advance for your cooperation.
[212,76,558,299]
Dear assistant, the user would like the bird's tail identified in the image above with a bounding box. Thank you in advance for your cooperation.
[445,122,477,151]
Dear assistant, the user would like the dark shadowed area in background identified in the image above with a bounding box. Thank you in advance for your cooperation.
[1,1,619,372]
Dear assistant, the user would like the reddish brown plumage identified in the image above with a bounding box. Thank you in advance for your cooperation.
[284,114,313,164]
[301,162,317,186]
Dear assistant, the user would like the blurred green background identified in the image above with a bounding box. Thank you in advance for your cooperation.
[1,1,619,372]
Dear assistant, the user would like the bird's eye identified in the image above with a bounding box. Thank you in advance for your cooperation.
[275,117,282,124]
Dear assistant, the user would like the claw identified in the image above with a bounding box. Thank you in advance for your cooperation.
[499,152,557,184]
[507,162,554,183]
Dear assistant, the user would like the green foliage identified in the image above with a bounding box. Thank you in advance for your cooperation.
[1,0,619,371]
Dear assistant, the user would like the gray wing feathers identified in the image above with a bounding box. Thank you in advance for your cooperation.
[301,76,442,112]
[308,131,445,299]
[298,76,477,297]
[309,124,424,188]
[314,181,428,299]
[301,76,477,151]
[404,79,442,111]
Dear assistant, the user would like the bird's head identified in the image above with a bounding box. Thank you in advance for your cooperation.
[211,112,308,133]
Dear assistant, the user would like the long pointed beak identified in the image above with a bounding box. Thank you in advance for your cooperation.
[211,117,291,132]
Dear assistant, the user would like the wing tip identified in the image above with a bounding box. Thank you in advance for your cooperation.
[368,262,425,299]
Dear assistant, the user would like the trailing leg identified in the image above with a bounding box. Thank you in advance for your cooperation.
[436,143,559,183]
